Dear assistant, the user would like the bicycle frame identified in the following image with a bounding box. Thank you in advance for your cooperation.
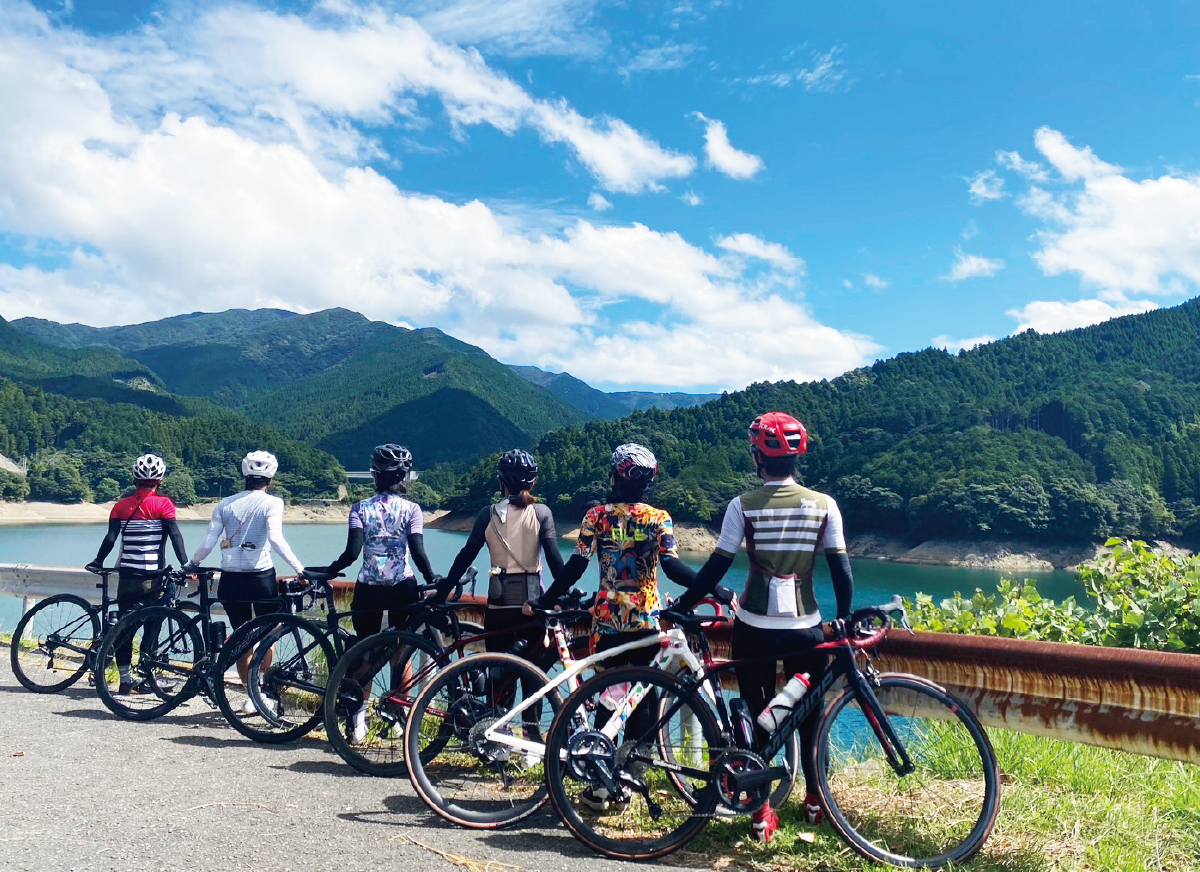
[478,621,718,759]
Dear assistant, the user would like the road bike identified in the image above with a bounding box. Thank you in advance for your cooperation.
[403,589,799,830]
[220,569,481,744]
[543,596,1001,868]
[9,566,191,693]
[322,587,592,778]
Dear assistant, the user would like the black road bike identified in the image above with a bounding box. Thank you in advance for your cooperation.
[544,597,1002,868]
[9,566,192,693]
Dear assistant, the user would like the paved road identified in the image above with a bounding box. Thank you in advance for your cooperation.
[0,650,699,872]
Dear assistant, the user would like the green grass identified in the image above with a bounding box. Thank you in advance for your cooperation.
[678,730,1200,872]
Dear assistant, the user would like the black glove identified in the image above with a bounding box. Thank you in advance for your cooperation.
[181,561,200,575]
[301,567,330,581]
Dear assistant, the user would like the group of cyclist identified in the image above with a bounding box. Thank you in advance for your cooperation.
[85,410,854,845]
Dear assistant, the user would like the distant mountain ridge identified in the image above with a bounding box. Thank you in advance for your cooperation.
[509,365,719,419]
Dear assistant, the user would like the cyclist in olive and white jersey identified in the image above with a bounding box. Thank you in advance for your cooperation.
[675,412,855,843]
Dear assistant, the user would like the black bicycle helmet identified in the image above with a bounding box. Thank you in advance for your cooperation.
[371,443,413,474]
[498,449,538,492]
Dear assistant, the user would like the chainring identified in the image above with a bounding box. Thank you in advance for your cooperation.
[564,729,617,783]
[715,749,770,813]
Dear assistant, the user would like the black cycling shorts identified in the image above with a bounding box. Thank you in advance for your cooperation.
[218,568,281,629]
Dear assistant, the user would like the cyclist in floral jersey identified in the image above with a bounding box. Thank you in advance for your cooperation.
[532,444,696,810]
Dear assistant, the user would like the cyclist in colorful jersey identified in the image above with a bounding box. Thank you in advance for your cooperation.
[437,449,565,668]
[184,451,306,697]
[533,442,697,810]
[674,412,855,843]
[307,444,439,640]
[86,454,189,695]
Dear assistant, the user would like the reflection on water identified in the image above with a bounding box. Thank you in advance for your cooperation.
[0,521,1085,634]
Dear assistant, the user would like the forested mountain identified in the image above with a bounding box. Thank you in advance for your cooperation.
[449,298,1200,545]
[0,316,345,504]
[510,365,719,419]
[17,309,589,466]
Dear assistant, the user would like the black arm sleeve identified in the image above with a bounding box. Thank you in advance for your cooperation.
[827,550,855,620]
[326,526,365,575]
[91,518,121,565]
[440,508,490,594]
[164,519,188,566]
[539,553,589,604]
[535,504,566,582]
[672,552,734,612]
[408,532,435,583]
[659,554,697,587]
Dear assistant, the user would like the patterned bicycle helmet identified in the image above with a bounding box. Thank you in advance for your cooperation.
[498,449,538,491]
[132,454,166,481]
[610,443,657,485]
[241,450,279,478]
[371,443,413,474]
[748,412,808,457]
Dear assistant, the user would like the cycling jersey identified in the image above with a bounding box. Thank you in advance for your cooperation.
[191,489,305,574]
[109,488,178,577]
[575,502,678,637]
[714,478,846,630]
[348,492,423,586]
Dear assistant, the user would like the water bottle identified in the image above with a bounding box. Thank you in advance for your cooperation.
[208,621,226,652]
[756,672,811,733]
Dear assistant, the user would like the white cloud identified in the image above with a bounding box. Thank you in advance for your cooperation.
[961,219,979,240]
[0,6,876,391]
[587,192,612,211]
[412,0,611,59]
[863,273,889,290]
[716,234,804,271]
[16,2,693,194]
[995,149,1048,182]
[967,170,1005,204]
[618,42,696,78]
[1015,127,1200,296]
[680,190,702,206]
[741,46,846,92]
[693,112,763,179]
[941,247,1004,281]
[842,278,853,289]
[1006,297,1157,334]
[931,334,997,353]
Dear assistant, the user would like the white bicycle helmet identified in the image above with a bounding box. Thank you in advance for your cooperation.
[241,450,279,478]
[132,454,166,481]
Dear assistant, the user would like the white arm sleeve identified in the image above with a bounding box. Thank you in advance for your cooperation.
[822,497,847,552]
[713,497,745,557]
[189,507,225,565]
[266,499,305,574]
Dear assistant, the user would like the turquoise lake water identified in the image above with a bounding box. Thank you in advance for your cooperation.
[0,521,1084,634]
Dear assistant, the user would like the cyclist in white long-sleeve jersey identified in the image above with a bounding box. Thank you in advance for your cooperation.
[185,451,306,691]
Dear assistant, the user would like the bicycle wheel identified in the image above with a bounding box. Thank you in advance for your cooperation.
[323,629,446,776]
[545,666,721,861]
[406,652,559,828]
[10,595,99,693]
[214,613,336,743]
[94,606,202,721]
[815,675,1001,868]
[658,693,800,811]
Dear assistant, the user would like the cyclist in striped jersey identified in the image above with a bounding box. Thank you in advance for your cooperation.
[674,412,855,843]
[86,454,189,694]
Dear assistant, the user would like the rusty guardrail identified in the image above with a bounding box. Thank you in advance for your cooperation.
[3,564,1198,764]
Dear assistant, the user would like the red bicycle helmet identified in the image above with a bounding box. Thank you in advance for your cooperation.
[748,412,808,457]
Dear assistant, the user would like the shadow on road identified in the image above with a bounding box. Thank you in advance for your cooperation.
[481,827,595,859]
[337,793,447,826]
[0,683,95,700]
[166,733,314,752]
[280,757,371,777]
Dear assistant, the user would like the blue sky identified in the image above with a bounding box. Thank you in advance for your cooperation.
[2,1,1199,392]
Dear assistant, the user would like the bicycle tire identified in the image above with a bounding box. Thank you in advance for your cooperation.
[406,652,559,829]
[815,674,1001,868]
[94,606,203,721]
[545,665,722,861]
[323,629,447,776]
[10,594,99,693]
[212,613,336,743]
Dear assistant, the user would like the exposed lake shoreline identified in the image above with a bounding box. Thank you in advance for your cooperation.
[3,499,1186,572]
